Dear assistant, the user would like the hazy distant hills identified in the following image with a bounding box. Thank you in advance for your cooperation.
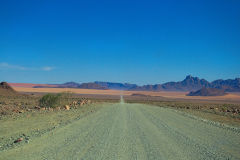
[210,78,240,92]
[130,75,210,91]
[33,75,240,92]
[78,83,108,90]
[187,87,227,96]
[127,75,240,92]
[131,75,240,92]
[94,82,138,90]
[57,82,81,88]
[161,75,210,91]
[35,82,108,90]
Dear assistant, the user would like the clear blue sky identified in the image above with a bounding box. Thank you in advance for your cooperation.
[1,0,240,85]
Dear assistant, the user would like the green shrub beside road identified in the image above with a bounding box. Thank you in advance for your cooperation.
[39,94,61,108]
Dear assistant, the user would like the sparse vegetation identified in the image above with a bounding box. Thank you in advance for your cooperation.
[39,93,62,108]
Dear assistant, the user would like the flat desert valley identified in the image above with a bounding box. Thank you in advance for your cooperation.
[11,84,240,103]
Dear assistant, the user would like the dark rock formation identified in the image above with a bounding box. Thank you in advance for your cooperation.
[187,87,227,96]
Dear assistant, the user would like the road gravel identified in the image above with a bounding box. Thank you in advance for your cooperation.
[1,103,240,160]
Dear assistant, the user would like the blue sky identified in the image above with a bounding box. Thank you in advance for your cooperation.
[1,0,240,85]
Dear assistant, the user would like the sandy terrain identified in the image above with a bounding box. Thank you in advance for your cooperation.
[13,87,240,103]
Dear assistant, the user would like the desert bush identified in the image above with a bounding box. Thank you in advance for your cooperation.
[39,93,61,108]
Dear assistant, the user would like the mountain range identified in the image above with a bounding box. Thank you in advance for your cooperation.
[33,75,240,92]
[187,87,227,96]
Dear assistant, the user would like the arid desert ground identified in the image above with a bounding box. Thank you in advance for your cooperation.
[0,83,240,160]
[12,85,240,103]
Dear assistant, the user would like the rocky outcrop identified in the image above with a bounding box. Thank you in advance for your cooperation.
[0,82,18,95]
[187,87,227,96]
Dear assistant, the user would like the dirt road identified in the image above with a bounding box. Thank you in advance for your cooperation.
[1,103,240,160]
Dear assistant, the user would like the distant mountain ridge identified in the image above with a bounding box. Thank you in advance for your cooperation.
[161,75,211,91]
[34,82,107,90]
[187,87,227,96]
[32,75,240,92]
[130,75,211,91]
[94,81,138,90]
[211,78,240,92]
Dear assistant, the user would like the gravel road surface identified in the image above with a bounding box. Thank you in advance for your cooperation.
[1,103,240,160]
